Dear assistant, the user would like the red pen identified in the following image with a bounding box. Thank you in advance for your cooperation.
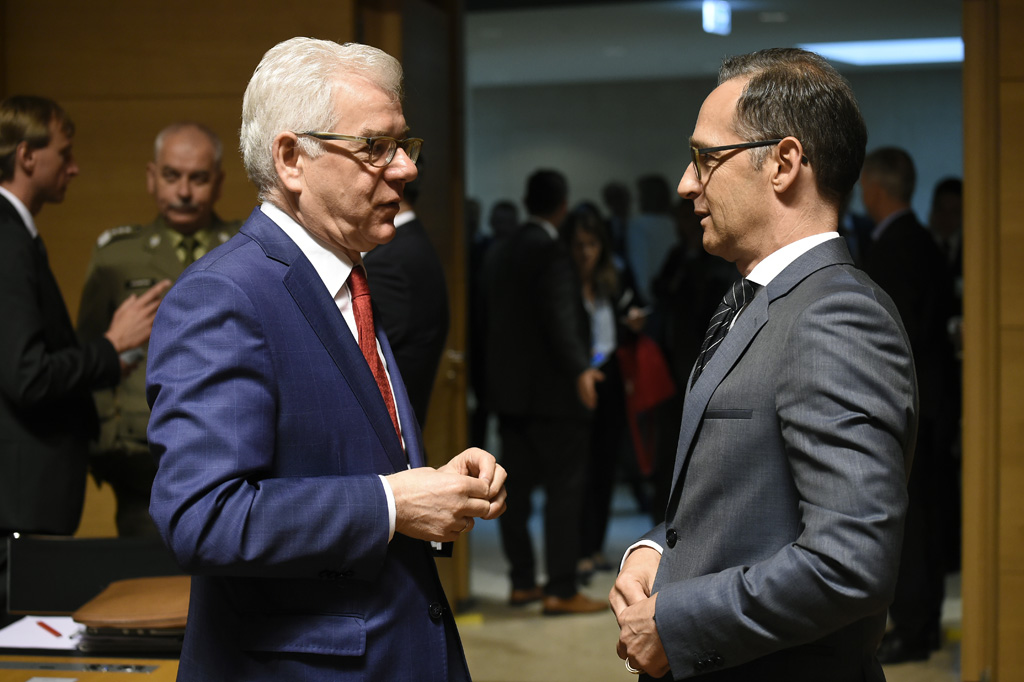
[36,621,62,637]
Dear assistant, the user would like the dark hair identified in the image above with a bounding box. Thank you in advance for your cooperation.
[719,48,866,208]
[637,175,671,214]
[601,181,631,218]
[0,95,75,182]
[524,169,568,217]
[562,203,618,298]
[489,199,520,238]
[931,176,962,207]
[862,147,916,204]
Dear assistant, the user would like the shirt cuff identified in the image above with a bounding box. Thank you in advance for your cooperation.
[620,539,664,572]
[378,475,397,542]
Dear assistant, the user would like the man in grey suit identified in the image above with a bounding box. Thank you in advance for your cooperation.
[610,48,918,680]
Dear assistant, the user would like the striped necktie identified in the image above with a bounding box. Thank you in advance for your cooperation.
[691,278,759,388]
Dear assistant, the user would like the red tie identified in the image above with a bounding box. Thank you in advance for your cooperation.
[348,265,402,441]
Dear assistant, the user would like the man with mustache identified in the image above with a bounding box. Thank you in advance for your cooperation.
[77,122,239,537]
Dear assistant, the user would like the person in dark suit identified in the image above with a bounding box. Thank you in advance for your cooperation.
[484,169,607,615]
[145,38,505,681]
[363,174,449,426]
[860,147,958,664]
[610,49,917,680]
[0,95,167,620]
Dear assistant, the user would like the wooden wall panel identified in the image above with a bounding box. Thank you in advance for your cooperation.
[998,574,1024,678]
[3,1,358,318]
[2,0,364,536]
[4,2,355,100]
[1001,1,1024,81]
[1001,84,1024,328]
[961,0,1000,675]
[1000,328,1024,572]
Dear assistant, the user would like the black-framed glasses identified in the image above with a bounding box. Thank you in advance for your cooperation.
[689,139,784,181]
[297,132,423,167]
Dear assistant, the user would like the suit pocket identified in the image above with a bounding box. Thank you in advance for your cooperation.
[240,612,366,656]
[704,409,753,420]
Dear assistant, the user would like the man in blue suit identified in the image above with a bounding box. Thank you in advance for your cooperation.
[610,49,917,680]
[146,38,506,681]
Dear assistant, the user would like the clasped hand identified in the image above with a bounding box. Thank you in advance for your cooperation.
[388,447,507,542]
[610,547,670,678]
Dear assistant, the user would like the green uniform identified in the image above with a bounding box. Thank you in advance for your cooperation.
[77,215,240,536]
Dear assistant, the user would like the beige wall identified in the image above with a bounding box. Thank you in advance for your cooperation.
[962,1,1024,680]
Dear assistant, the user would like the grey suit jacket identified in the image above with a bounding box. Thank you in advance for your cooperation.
[647,238,917,681]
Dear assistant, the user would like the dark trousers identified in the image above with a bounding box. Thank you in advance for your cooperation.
[497,413,589,598]
[889,417,948,644]
[90,451,160,538]
[580,357,627,559]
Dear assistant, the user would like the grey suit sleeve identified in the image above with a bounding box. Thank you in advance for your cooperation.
[654,286,915,675]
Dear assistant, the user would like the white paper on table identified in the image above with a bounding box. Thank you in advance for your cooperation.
[0,616,82,650]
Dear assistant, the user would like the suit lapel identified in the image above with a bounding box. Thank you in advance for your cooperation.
[668,237,855,492]
[378,327,424,468]
[243,210,409,473]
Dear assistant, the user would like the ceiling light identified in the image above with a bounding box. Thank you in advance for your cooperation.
[703,0,731,36]
[797,37,964,66]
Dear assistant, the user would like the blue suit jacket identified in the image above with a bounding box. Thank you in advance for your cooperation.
[147,208,468,681]
[645,238,917,681]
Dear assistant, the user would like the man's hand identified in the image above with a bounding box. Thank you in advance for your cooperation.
[609,545,660,614]
[611,547,668,678]
[104,279,172,353]
[577,367,605,410]
[389,448,507,542]
[623,305,648,334]
[615,593,670,679]
[438,447,507,521]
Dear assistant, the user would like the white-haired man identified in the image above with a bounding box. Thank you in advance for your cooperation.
[146,38,505,681]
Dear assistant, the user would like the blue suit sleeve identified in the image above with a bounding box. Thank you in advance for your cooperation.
[147,269,391,581]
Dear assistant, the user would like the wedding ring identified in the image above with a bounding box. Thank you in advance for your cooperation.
[460,519,470,533]
[625,658,642,675]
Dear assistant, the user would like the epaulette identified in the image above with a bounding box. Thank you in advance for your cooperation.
[96,224,139,248]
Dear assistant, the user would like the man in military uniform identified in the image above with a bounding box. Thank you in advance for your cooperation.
[77,122,240,536]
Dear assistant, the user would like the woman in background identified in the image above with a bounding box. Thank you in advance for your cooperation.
[563,204,646,581]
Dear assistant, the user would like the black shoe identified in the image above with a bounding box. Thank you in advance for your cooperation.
[877,631,931,664]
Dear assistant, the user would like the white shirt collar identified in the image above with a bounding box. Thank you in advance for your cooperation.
[530,216,559,240]
[747,232,841,287]
[394,209,415,228]
[260,202,355,300]
[0,186,37,238]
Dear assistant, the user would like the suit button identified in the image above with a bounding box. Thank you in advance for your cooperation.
[665,528,678,548]
[694,659,706,672]
[428,602,444,621]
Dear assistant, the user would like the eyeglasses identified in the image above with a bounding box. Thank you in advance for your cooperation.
[297,132,423,167]
[689,139,784,181]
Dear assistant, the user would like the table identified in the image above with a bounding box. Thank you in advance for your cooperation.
[0,655,178,681]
